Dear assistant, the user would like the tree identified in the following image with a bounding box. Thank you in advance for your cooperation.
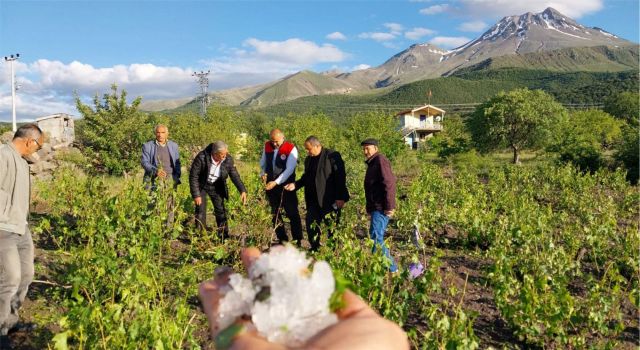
[469,88,567,164]
[75,85,149,175]
[614,125,639,184]
[340,111,406,163]
[548,109,623,172]
[426,115,472,159]
[604,92,639,126]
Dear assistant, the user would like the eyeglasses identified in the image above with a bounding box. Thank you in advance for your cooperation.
[32,138,42,150]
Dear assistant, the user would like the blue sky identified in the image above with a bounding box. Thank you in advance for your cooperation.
[0,0,638,120]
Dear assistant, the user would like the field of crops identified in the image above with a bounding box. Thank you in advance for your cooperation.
[11,155,638,349]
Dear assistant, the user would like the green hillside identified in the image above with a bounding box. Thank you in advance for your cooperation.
[258,69,638,118]
[454,45,638,74]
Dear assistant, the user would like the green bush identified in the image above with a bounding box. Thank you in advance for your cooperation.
[614,125,640,184]
[75,85,151,175]
[604,91,639,126]
[549,109,623,173]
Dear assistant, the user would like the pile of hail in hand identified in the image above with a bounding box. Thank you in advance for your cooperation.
[216,245,339,346]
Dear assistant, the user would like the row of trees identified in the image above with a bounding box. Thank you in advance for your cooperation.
[430,88,638,182]
[74,85,406,175]
[74,85,638,184]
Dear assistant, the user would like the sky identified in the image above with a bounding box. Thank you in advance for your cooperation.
[0,0,638,121]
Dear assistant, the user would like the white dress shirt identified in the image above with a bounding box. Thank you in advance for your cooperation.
[208,157,223,184]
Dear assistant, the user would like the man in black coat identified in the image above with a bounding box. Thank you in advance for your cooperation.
[285,136,349,251]
[189,141,247,239]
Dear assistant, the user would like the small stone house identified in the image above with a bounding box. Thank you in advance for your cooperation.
[396,104,445,149]
[36,113,75,146]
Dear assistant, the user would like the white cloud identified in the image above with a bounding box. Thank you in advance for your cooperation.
[384,23,404,35]
[0,59,197,121]
[419,4,450,15]
[405,27,436,40]
[429,36,471,48]
[458,21,487,32]
[358,32,397,42]
[452,0,602,19]
[0,38,350,121]
[352,64,371,71]
[326,31,347,41]
[243,38,346,65]
[382,42,401,49]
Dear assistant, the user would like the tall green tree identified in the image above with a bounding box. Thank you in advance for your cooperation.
[604,91,639,126]
[340,111,406,162]
[548,109,623,172]
[426,114,472,159]
[75,85,149,175]
[614,125,639,184]
[469,88,567,164]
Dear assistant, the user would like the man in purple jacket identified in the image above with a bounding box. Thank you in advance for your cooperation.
[361,138,398,273]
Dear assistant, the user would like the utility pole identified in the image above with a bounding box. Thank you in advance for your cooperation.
[192,70,210,116]
[4,53,19,132]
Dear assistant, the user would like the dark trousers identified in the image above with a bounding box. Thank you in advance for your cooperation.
[306,203,341,251]
[195,187,229,238]
[267,185,303,243]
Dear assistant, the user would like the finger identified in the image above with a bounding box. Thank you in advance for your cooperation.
[336,290,378,319]
[241,247,261,272]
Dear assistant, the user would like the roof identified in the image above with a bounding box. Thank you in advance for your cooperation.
[36,113,74,122]
[396,104,446,117]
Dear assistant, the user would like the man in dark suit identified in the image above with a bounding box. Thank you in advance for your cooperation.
[189,141,247,239]
[285,136,349,251]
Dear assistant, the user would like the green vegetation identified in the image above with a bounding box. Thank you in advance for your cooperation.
[456,45,638,74]
[253,69,638,119]
[21,85,639,349]
[549,109,624,172]
[469,88,567,164]
[75,85,149,175]
[32,158,638,349]
[604,91,640,126]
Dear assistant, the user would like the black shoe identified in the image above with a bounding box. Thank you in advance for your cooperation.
[9,322,37,334]
[0,335,11,349]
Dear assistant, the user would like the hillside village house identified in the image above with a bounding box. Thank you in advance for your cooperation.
[396,104,445,149]
[36,113,75,146]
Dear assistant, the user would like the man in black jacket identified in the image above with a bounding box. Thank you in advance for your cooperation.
[285,136,349,251]
[189,141,247,239]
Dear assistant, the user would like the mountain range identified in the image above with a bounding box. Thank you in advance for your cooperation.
[140,7,637,112]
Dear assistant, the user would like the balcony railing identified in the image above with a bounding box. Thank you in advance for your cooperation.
[416,122,443,131]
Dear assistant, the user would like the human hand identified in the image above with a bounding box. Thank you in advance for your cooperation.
[261,174,267,183]
[335,200,345,209]
[384,209,395,218]
[194,197,202,206]
[283,183,295,191]
[265,181,277,191]
[157,169,167,178]
[198,247,409,350]
[240,192,247,205]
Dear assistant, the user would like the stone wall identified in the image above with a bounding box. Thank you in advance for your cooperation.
[1,130,81,180]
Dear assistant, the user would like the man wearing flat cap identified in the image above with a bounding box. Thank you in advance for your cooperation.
[361,138,398,273]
